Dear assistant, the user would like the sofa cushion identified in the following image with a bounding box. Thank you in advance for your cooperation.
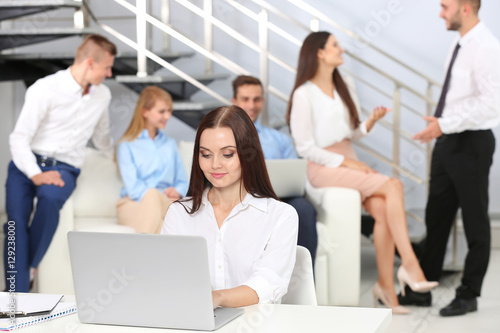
[73,148,123,218]
[75,217,135,233]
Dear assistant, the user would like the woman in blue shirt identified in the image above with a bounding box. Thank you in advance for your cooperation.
[116,86,188,233]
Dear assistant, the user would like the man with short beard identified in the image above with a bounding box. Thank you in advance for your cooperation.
[406,0,500,317]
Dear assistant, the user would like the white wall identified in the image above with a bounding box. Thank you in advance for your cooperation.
[0,82,16,213]
[1,0,500,214]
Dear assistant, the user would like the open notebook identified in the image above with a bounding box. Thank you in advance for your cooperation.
[0,293,76,331]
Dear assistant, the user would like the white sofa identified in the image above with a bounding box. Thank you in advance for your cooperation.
[37,144,361,306]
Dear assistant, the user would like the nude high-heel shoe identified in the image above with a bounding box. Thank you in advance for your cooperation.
[397,266,438,296]
[373,283,410,315]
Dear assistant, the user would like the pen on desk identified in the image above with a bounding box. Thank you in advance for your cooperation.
[0,311,26,318]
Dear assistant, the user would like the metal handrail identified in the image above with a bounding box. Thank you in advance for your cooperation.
[109,0,243,73]
[90,0,231,105]
[359,107,424,151]
[248,0,441,90]
[221,0,438,118]
[172,0,297,77]
[353,141,425,185]
[227,0,303,47]
[286,0,442,88]
[345,50,437,105]
[341,68,433,118]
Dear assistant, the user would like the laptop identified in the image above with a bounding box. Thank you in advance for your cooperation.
[265,159,307,198]
[67,232,244,330]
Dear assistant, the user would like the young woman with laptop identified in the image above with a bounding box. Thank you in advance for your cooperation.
[161,105,299,308]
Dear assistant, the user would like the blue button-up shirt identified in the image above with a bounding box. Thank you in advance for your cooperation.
[254,120,297,160]
[117,129,189,201]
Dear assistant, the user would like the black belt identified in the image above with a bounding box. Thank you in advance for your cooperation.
[437,129,493,143]
[34,153,73,168]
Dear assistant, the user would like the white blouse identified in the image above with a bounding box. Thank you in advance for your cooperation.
[290,77,368,168]
[161,189,298,304]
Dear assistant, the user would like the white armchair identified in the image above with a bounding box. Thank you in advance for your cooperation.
[37,144,362,306]
[305,181,361,306]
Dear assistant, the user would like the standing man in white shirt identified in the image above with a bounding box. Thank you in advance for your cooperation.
[406,0,500,316]
[4,34,117,292]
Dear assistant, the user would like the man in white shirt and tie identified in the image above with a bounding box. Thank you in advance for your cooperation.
[406,0,500,316]
[4,34,117,292]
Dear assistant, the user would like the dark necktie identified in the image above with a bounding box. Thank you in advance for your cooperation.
[434,43,461,118]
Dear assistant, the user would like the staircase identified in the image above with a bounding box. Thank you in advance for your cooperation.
[0,0,228,126]
[0,0,80,21]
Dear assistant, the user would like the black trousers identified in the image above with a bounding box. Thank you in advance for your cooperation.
[420,130,495,297]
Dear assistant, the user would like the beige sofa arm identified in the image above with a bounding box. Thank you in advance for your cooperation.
[305,181,361,306]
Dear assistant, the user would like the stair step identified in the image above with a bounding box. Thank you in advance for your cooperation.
[0,51,193,61]
[0,27,97,51]
[172,100,225,129]
[117,73,229,100]
[0,0,81,21]
[115,73,227,83]
[111,52,195,75]
[0,51,195,82]
[173,100,224,111]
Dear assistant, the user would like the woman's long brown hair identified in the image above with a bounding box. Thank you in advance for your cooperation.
[286,31,360,129]
[182,105,279,214]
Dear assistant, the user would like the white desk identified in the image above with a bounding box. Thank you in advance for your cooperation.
[21,296,391,333]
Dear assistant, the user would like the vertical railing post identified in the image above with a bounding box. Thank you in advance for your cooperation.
[147,0,153,53]
[204,0,213,74]
[136,0,148,78]
[392,85,401,178]
[73,1,89,29]
[258,9,269,126]
[310,17,319,32]
[161,0,170,53]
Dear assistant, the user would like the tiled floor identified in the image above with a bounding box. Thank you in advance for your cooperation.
[358,238,500,333]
